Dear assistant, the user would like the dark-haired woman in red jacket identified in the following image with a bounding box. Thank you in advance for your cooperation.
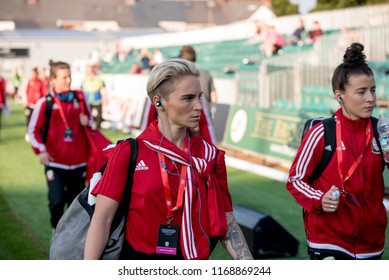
[28,60,91,229]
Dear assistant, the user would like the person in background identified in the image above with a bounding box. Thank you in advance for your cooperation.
[306,20,323,45]
[24,67,46,141]
[28,60,91,229]
[287,18,305,46]
[177,45,218,143]
[81,64,106,129]
[286,43,387,260]
[11,68,23,100]
[39,67,50,96]
[130,63,142,74]
[0,70,8,141]
[179,45,217,113]
[84,58,253,260]
[137,48,154,74]
[260,25,285,57]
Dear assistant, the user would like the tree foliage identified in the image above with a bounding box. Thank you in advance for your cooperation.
[313,0,388,12]
[271,0,299,17]
[272,0,389,17]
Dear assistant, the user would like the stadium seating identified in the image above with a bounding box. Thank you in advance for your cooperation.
[98,27,389,115]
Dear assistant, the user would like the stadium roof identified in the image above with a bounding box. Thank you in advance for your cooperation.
[0,0,271,30]
[0,29,165,40]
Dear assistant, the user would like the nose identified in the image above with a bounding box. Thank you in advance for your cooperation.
[367,90,376,103]
[194,97,203,111]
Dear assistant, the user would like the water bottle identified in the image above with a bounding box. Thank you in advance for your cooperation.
[331,189,340,199]
[377,114,389,163]
[87,172,102,205]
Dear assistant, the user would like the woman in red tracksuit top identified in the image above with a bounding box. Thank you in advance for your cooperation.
[286,43,387,260]
[25,67,45,126]
[0,74,7,140]
[28,60,91,229]
[84,58,253,260]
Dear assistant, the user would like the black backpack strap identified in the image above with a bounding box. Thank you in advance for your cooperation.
[109,138,138,235]
[42,94,54,143]
[303,116,336,237]
[308,117,336,183]
[120,138,138,217]
[301,117,325,142]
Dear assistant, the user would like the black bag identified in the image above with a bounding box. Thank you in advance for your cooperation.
[49,138,138,260]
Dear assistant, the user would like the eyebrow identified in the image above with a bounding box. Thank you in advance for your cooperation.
[181,91,203,97]
[355,84,375,90]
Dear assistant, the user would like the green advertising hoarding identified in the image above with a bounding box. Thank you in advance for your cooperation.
[223,105,389,189]
[223,105,312,164]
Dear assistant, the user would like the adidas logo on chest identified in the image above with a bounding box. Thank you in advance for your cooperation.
[135,160,149,171]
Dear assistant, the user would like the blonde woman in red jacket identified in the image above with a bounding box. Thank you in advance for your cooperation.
[286,43,387,260]
[84,58,253,260]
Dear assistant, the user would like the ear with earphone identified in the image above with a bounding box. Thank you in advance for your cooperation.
[156,100,163,107]
[336,92,343,104]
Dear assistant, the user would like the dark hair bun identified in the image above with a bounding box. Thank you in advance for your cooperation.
[343,42,366,66]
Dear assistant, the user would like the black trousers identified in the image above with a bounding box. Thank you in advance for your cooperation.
[25,106,34,128]
[308,246,383,260]
[45,166,86,228]
[0,108,2,140]
[90,104,102,129]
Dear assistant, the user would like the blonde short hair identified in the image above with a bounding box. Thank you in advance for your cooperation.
[146,58,199,101]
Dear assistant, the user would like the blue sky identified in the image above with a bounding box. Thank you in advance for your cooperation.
[290,0,317,14]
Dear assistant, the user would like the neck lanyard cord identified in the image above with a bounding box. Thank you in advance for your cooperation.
[158,134,190,224]
[52,95,70,129]
[336,119,371,185]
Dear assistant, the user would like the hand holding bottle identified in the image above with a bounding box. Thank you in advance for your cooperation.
[322,185,339,212]
[377,114,389,163]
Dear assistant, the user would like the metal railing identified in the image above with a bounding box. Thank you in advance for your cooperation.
[236,24,389,109]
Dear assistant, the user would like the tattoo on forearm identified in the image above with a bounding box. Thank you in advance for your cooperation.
[222,212,253,260]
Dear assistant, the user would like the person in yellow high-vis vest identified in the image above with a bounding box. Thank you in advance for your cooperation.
[81,64,106,129]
